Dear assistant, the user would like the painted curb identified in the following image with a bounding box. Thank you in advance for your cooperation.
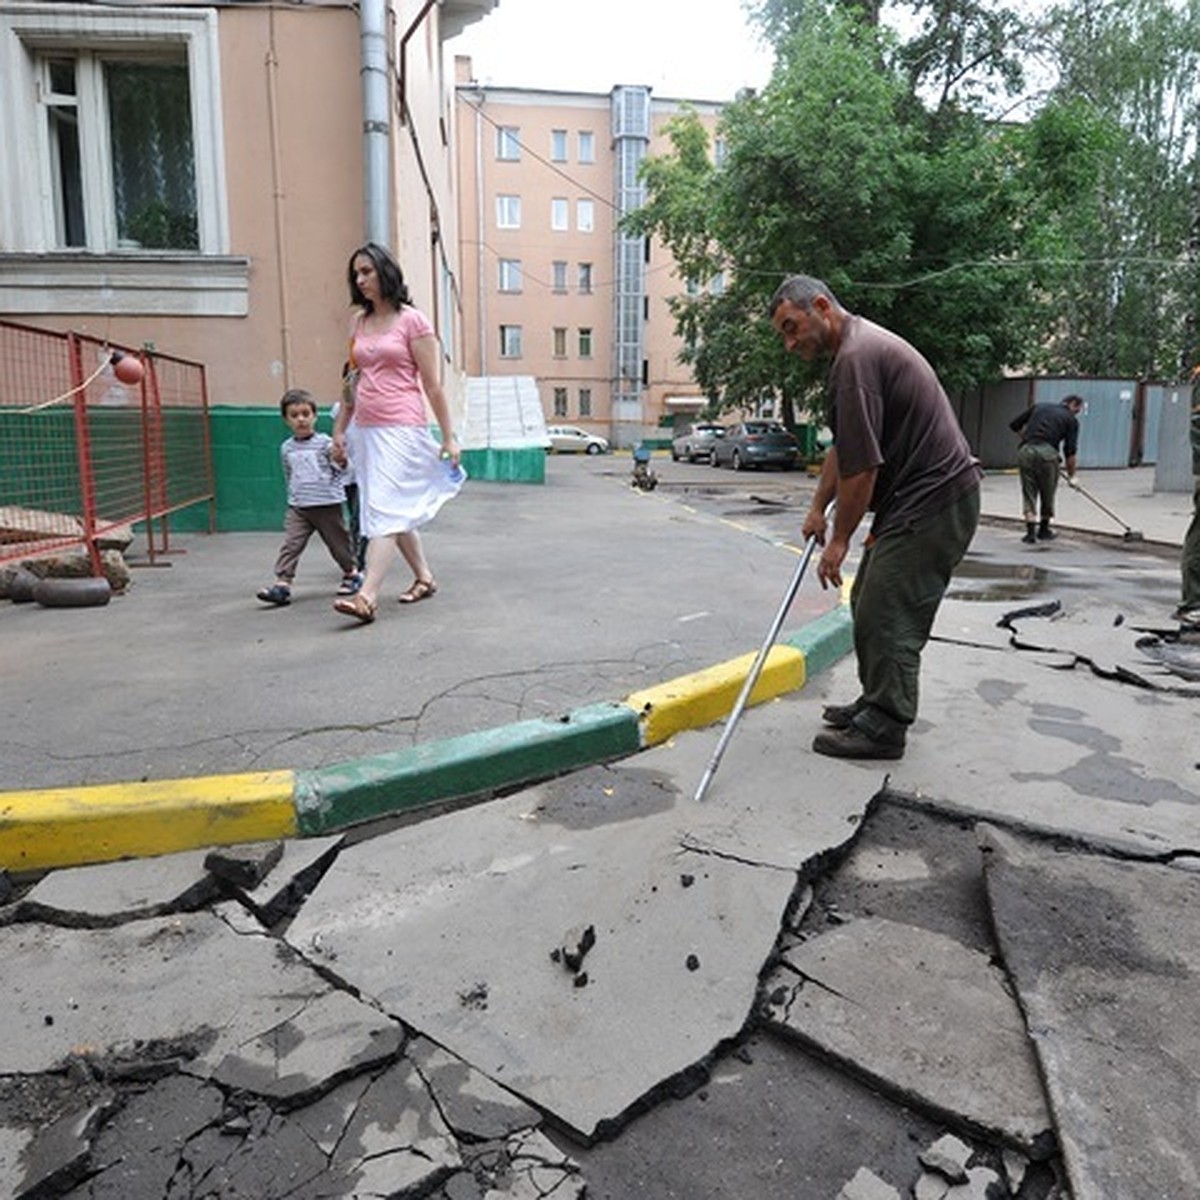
[294,703,641,836]
[0,606,854,872]
[0,771,297,873]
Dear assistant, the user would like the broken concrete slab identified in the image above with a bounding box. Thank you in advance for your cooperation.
[980,824,1200,1200]
[836,1165,902,1199]
[2,910,381,1085]
[865,635,1200,857]
[763,915,1054,1155]
[12,1096,114,1200]
[287,703,872,1142]
[407,1036,542,1142]
[15,849,220,926]
[209,987,403,1106]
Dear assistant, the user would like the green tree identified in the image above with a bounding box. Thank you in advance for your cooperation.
[626,3,1037,417]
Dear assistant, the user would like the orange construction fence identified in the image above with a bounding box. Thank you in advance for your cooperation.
[0,320,214,575]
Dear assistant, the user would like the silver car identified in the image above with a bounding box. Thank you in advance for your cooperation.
[671,422,726,462]
[546,425,610,455]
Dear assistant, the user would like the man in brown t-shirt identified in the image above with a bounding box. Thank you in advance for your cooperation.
[769,274,982,759]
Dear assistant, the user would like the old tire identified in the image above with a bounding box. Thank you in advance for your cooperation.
[32,576,112,608]
[8,569,39,603]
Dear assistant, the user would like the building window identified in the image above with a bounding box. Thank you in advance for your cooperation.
[579,387,592,417]
[710,271,726,295]
[551,129,568,161]
[552,260,568,293]
[578,130,595,164]
[496,194,521,229]
[500,325,522,358]
[576,199,595,233]
[498,259,522,292]
[551,197,569,231]
[496,126,521,160]
[553,327,567,358]
[0,4,243,314]
[578,262,593,294]
[553,386,568,417]
[578,328,593,358]
[713,137,727,167]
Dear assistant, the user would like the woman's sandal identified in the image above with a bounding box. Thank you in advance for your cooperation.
[398,578,437,604]
[333,592,377,623]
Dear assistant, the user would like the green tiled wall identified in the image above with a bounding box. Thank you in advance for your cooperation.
[175,408,545,531]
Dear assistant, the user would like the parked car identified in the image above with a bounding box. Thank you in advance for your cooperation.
[711,420,800,471]
[546,425,610,455]
[671,422,726,462]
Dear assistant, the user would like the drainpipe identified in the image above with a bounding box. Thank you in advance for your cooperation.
[265,7,292,385]
[360,0,389,244]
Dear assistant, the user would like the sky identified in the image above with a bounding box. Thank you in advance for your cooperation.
[448,0,775,102]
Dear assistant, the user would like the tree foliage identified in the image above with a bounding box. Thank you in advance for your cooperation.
[628,0,1200,416]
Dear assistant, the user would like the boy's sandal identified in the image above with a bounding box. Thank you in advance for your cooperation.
[256,584,292,606]
[333,593,376,623]
[337,572,363,596]
[398,578,437,604]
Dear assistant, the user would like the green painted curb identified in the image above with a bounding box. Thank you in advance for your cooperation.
[293,703,641,835]
[783,605,854,677]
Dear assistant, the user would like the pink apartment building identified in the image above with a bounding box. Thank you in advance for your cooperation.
[454,57,725,448]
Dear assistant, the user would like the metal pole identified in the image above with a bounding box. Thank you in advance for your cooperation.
[693,505,832,803]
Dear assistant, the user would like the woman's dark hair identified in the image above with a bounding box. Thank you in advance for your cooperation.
[347,242,412,312]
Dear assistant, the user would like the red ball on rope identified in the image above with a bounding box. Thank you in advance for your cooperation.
[111,351,144,386]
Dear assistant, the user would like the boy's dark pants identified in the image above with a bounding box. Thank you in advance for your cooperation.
[848,487,980,743]
[274,504,356,583]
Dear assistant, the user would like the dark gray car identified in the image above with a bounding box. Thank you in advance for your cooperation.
[711,420,800,470]
[671,422,726,462]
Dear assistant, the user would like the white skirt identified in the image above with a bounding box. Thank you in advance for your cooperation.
[348,423,464,538]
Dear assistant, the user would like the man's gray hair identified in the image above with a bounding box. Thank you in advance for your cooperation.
[769,274,844,317]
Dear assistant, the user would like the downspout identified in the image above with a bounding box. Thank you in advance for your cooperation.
[360,0,390,245]
[265,6,293,385]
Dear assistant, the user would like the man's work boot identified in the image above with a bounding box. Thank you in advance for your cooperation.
[1037,521,1055,540]
[1021,523,1037,544]
[812,727,905,760]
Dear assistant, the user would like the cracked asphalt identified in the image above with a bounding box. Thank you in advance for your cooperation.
[2,459,1199,1198]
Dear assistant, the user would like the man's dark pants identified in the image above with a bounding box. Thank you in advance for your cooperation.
[1017,442,1060,520]
[848,487,981,744]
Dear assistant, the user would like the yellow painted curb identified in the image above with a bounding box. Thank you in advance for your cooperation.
[0,771,298,873]
[625,645,806,747]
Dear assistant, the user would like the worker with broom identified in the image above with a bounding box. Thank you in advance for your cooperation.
[1009,394,1084,543]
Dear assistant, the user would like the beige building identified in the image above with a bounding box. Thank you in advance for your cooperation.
[0,0,494,411]
[454,58,724,448]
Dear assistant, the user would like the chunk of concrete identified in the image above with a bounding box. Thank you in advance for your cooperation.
[980,824,1200,1200]
[836,1165,902,1199]
[763,915,1053,1154]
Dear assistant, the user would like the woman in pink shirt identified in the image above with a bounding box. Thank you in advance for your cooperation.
[331,243,463,623]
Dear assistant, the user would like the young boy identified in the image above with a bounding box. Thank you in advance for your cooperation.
[256,388,362,606]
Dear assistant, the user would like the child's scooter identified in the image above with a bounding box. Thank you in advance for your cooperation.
[631,445,658,491]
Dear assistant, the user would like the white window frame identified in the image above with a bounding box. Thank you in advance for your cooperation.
[578,327,593,358]
[500,324,522,358]
[578,130,595,164]
[576,198,595,233]
[496,125,520,160]
[552,386,568,417]
[550,128,567,161]
[496,194,521,229]
[578,262,592,294]
[552,260,567,293]
[550,197,568,231]
[498,258,522,292]
[0,3,243,316]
